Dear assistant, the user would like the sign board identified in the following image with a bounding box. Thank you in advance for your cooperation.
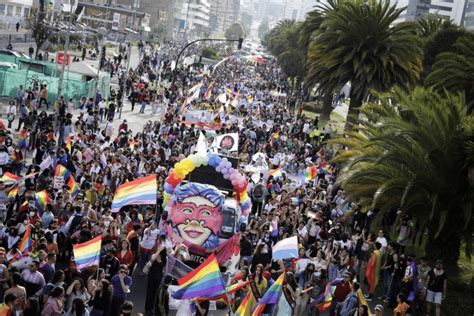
[112,13,120,31]
[53,176,65,189]
[57,53,70,65]
[213,133,238,152]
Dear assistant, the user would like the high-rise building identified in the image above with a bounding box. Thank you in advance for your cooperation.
[462,0,474,30]
[116,0,175,38]
[174,0,211,38]
[209,0,240,34]
[391,0,466,25]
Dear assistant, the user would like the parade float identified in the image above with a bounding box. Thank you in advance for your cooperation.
[162,151,250,270]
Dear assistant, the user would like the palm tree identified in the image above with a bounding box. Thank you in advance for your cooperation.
[332,87,474,263]
[306,0,422,130]
[298,3,337,121]
[265,20,306,87]
[416,14,445,39]
[426,33,474,112]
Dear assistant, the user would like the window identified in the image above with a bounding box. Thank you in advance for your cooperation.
[16,6,22,17]
[7,5,13,16]
[23,8,29,17]
[0,4,5,14]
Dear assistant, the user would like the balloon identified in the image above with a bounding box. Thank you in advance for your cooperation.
[223,174,229,180]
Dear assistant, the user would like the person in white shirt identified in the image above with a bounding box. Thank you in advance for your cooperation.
[138,221,159,274]
[375,230,388,253]
[5,101,17,129]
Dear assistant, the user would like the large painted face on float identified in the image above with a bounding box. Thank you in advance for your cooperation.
[170,182,224,249]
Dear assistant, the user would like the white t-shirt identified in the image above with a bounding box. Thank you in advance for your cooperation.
[376,236,388,252]
[140,227,159,249]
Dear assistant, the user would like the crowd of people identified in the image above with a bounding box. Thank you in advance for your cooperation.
[0,40,448,316]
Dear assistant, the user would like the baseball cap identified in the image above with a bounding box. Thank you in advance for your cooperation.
[375,304,384,311]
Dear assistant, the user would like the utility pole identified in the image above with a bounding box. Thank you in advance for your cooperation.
[56,0,74,132]
[57,0,74,100]
[119,41,132,119]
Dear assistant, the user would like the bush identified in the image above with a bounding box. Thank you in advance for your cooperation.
[201,47,219,60]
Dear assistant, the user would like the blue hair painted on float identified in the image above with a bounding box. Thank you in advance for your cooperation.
[173,182,225,209]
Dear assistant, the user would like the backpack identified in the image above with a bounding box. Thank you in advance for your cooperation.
[252,184,264,199]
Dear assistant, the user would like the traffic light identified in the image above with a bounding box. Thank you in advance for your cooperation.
[238,38,243,50]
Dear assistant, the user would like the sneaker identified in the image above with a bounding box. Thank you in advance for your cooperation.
[377,295,386,300]
[365,294,373,301]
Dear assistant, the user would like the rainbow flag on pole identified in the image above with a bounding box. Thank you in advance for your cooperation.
[111,175,157,213]
[8,185,19,199]
[0,172,21,185]
[35,190,51,210]
[67,176,80,198]
[253,273,285,315]
[55,164,71,180]
[17,129,29,149]
[65,135,72,153]
[18,225,32,254]
[73,235,102,271]
[268,167,283,179]
[0,303,11,316]
[234,292,251,316]
[172,253,225,300]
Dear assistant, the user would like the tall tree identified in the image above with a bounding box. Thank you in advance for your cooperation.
[305,0,422,130]
[332,87,474,263]
[258,17,269,41]
[225,22,245,40]
[426,33,474,112]
[26,9,51,58]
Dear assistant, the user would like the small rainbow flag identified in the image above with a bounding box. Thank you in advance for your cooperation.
[253,273,285,316]
[35,190,51,210]
[8,185,19,199]
[55,164,71,180]
[17,129,29,149]
[204,81,214,100]
[0,172,21,185]
[65,135,72,153]
[0,303,11,316]
[73,235,102,271]
[18,225,32,255]
[268,167,283,179]
[172,253,225,300]
[234,292,251,316]
[67,176,80,198]
[111,175,157,213]
[200,281,250,302]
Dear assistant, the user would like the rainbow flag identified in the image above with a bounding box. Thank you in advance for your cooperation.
[17,129,29,149]
[172,253,225,300]
[0,172,21,185]
[65,135,72,153]
[111,175,157,213]
[234,292,251,316]
[73,235,102,271]
[55,164,71,180]
[204,81,214,100]
[67,176,80,198]
[253,273,285,316]
[311,281,337,312]
[200,281,250,302]
[8,185,19,199]
[35,190,51,210]
[18,225,32,254]
[268,167,283,179]
[0,303,10,316]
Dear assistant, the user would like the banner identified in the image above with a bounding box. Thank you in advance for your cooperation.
[57,53,70,65]
[213,133,238,152]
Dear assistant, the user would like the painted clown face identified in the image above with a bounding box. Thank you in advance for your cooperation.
[171,195,222,247]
